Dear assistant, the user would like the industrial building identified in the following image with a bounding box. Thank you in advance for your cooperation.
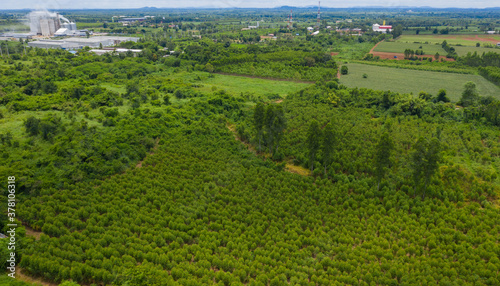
[54,22,83,37]
[29,11,62,36]
[372,23,392,33]
[28,36,139,50]
[90,48,142,56]
[28,10,83,37]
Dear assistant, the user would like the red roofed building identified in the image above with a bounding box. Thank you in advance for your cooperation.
[372,23,392,33]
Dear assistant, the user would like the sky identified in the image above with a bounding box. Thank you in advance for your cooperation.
[1,0,498,10]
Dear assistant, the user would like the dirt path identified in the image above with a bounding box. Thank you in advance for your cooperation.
[226,123,309,176]
[16,268,57,286]
[369,40,384,54]
[214,72,315,84]
[226,123,257,154]
[24,225,42,240]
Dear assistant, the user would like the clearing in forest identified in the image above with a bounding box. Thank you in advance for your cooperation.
[169,71,311,98]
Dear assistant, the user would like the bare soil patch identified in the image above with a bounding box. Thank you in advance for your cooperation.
[24,225,42,240]
[464,35,500,43]
[370,51,455,61]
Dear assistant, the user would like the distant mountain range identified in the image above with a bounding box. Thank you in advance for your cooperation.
[275,5,500,9]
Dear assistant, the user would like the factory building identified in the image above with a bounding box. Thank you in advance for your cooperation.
[29,11,61,36]
[28,10,83,37]
[372,21,392,33]
[54,22,84,37]
[28,36,140,50]
[90,48,142,56]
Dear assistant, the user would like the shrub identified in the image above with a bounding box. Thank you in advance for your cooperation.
[341,66,348,75]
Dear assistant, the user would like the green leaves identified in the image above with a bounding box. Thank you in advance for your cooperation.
[306,120,321,172]
[411,136,442,198]
[263,104,286,156]
[460,81,480,107]
[24,116,40,136]
[322,123,336,175]
[253,102,265,152]
[374,132,394,190]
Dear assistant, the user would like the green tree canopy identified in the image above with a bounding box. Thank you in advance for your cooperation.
[306,120,321,172]
[374,132,394,190]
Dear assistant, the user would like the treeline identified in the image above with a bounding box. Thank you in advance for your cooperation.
[460,51,500,68]
[478,66,500,86]
[441,40,458,59]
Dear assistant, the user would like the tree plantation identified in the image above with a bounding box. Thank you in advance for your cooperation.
[1,6,500,286]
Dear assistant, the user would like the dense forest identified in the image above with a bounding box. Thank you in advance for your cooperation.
[1,6,500,286]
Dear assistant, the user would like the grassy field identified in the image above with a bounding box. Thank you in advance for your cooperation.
[453,46,500,56]
[340,63,500,101]
[402,27,483,35]
[374,41,446,55]
[375,40,500,56]
[168,71,311,98]
[397,34,500,46]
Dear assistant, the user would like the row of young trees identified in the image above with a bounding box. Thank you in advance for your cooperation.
[242,82,499,203]
[17,110,500,285]
[305,120,335,173]
[304,120,442,199]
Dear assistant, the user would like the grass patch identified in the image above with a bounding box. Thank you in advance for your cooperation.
[340,63,500,101]
[375,41,446,55]
[100,83,126,94]
[453,46,500,56]
[169,71,311,98]
[378,39,500,56]
[397,34,500,46]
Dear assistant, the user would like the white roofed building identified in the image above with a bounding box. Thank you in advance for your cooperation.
[372,23,393,33]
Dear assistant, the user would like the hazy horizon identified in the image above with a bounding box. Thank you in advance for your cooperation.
[1,0,499,10]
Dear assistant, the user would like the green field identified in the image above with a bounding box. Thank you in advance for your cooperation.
[454,46,500,56]
[397,34,500,46]
[169,71,311,98]
[377,40,500,56]
[340,63,500,101]
[374,41,446,55]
